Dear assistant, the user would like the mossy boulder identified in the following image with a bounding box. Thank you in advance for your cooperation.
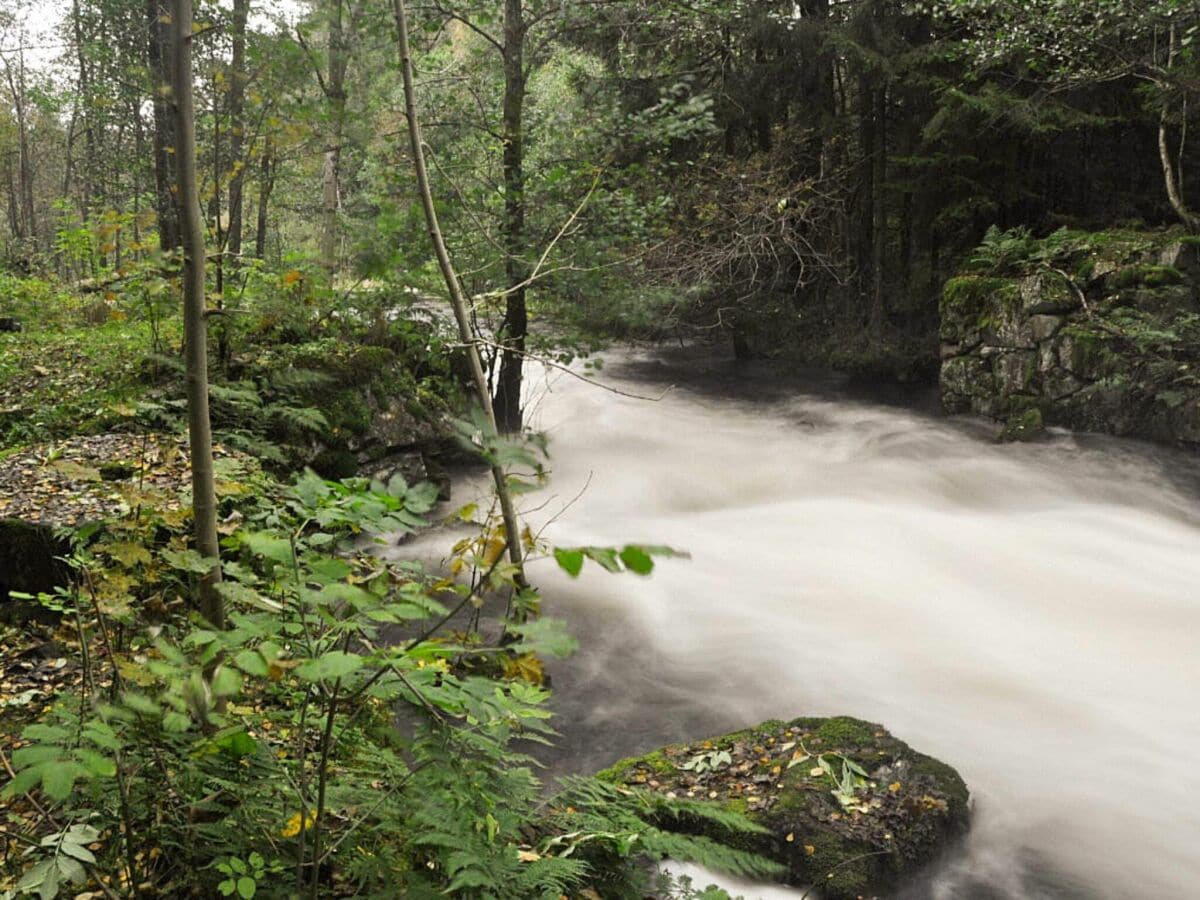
[596,716,969,899]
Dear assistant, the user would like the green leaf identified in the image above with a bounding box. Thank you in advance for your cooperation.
[296,650,362,682]
[553,547,584,577]
[619,545,654,575]
[216,581,282,612]
[237,876,257,899]
[60,841,96,864]
[12,745,62,768]
[507,618,578,659]
[583,547,621,573]
[241,531,294,564]
[211,666,243,698]
[234,649,270,677]
[160,548,220,575]
[42,761,87,801]
[77,749,117,777]
[56,854,87,885]
[2,763,43,797]
[211,728,258,758]
[163,711,192,733]
[17,859,53,893]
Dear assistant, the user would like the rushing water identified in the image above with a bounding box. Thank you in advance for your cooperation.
[407,345,1200,899]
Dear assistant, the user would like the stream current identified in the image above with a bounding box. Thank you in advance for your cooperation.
[402,345,1200,899]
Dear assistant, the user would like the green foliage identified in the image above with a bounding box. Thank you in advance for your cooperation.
[1,433,770,898]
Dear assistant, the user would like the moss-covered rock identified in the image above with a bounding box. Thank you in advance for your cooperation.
[999,407,1045,442]
[0,518,70,617]
[596,716,969,899]
[940,227,1200,446]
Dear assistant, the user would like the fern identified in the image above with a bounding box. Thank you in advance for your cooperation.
[267,403,329,433]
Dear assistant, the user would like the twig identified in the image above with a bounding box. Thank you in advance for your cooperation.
[465,338,673,402]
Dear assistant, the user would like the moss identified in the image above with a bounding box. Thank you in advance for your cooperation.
[1113,264,1185,289]
[804,831,873,896]
[909,753,971,820]
[941,276,1012,313]
[806,716,879,749]
[595,748,678,783]
[999,407,1044,442]
[309,448,359,480]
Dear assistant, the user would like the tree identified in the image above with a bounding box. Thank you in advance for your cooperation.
[171,0,222,627]
[931,0,1200,230]
[392,0,529,593]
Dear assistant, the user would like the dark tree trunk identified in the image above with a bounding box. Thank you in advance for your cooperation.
[493,0,528,434]
[148,0,181,252]
[255,137,275,260]
[870,85,887,338]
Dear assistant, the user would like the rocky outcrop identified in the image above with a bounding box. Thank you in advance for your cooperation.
[596,716,969,899]
[940,228,1200,444]
[245,338,460,480]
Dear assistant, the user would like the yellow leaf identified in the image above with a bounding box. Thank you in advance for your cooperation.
[482,537,506,567]
[280,809,317,838]
[502,653,544,685]
[805,844,816,856]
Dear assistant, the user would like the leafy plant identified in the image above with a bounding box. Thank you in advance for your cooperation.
[680,750,733,775]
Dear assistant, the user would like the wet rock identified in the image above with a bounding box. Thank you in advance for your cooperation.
[1019,272,1079,315]
[1158,240,1200,281]
[595,716,969,900]
[998,407,1045,442]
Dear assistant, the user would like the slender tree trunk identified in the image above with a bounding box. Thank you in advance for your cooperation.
[72,0,95,229]
[171,0,223,628]
[227,0,248,263]
[320,0,349,279]
[493,0,528,434]
[391,0,528,594]
[1158,25,1198,231]
[870,85,887,338]
[255,136,275,260]
[2,54,36,254]
[148,0,181,252]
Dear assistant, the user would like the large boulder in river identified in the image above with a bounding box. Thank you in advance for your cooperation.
[597,716,969,899]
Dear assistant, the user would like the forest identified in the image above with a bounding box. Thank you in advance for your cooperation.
[1,0,1199,898]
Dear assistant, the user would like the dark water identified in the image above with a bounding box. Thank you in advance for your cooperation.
[404,345,1200,898]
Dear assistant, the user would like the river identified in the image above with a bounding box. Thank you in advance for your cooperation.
[408,345,1200,899]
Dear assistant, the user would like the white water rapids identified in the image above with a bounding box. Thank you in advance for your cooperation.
[406,346,1200,898]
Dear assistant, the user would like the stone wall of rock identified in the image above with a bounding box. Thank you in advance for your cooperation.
[939,229,1200,443]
